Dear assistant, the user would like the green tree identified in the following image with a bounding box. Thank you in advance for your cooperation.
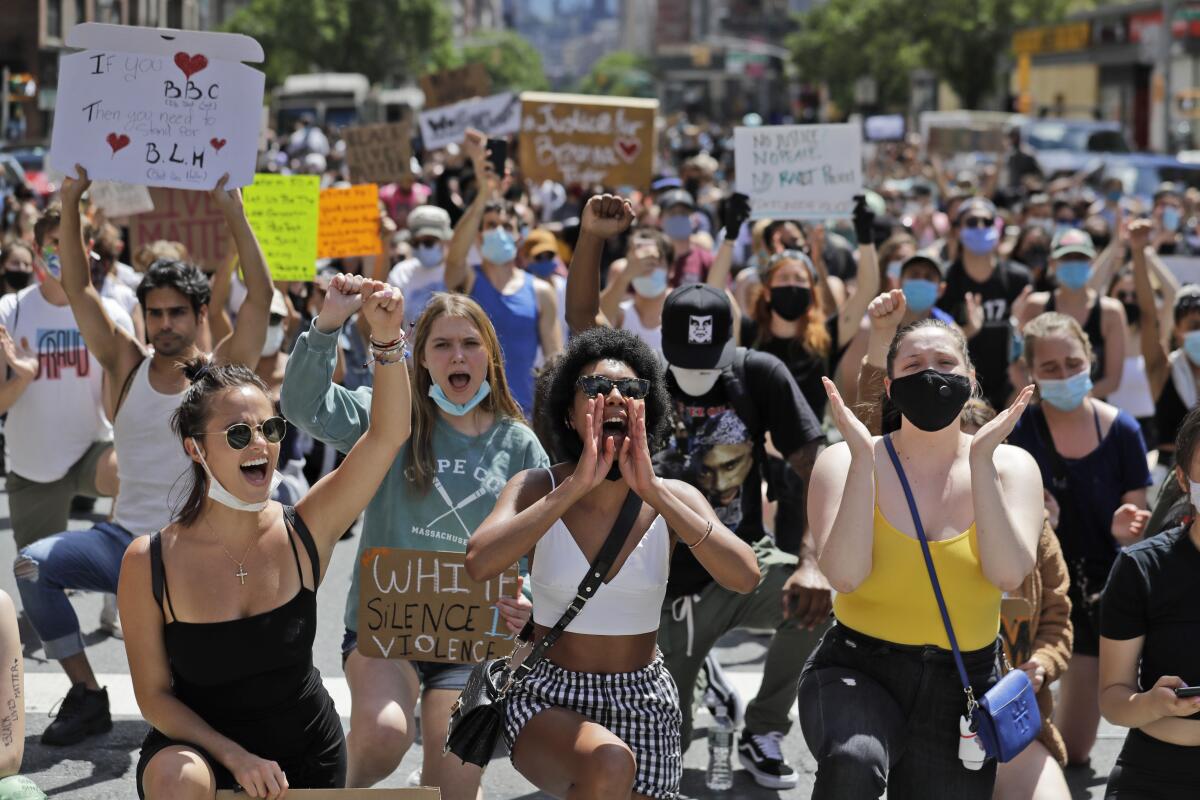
[224,0,455,87]
[574,51,655,98]
[439,31,549,93]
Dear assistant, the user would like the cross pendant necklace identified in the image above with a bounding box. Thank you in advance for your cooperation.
[205,519,254,587]
[234,565,249,585]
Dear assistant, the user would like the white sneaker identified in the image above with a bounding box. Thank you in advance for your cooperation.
[99,593,122,639]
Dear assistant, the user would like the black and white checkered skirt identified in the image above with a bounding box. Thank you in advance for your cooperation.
[503,651,683,800]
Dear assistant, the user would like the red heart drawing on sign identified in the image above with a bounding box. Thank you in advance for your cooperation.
[615,138,641,163]
[106,132,131,155]
[174,52,209,79]
[210,138,227,152]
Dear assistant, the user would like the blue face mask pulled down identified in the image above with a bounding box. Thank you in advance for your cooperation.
[662,214,693,241]
[1056,260,1092,291]
[632,268,669,298]
[429,381,491,416]
[527,256,558,279]
[960,225,999,256]
[481,228,518,265]
[901,278,939,313]
[1038,370,1093,412]
[414,244,443,268]
[1184,330,1200,366]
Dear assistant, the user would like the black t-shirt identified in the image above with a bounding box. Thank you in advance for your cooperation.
[936,259,1030,410]
[1155,375,1191,450]
[657,350,823,597]
[1101,526,1200,719]
[742,315,841,419]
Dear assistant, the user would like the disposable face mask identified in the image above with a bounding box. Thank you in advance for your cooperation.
[1037,370,1093,412]
[632,268,668,298]
[1184,330,1200,366]
[901,278,939,313]
[669,365,721,397]
[480,228,517,265]
[1056,260,1092,291]
[414,243,443,268]
[429,380,491,416]
[261,324,285,357]
[662,214,693,241]
[886,260,903,282]
[191,440,281,512]
[960,225,999,255]
[527,256,558,279]
[1163,206,1182,232]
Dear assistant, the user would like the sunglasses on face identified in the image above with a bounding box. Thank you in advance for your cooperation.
[412,238,441,248]
[196,417,288,450]
[961,217,995,229]
[576,375,650,400]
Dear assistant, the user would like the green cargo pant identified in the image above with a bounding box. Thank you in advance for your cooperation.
[658,537,829,744]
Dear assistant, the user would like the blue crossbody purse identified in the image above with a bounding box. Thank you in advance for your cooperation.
[884,435,1041,763]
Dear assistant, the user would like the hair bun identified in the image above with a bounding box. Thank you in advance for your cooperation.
[181,357,212,383]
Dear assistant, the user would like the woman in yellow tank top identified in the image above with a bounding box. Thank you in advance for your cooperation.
[799,317,1045,799]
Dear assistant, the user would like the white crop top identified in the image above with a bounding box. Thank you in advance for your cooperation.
[530,470,670,635]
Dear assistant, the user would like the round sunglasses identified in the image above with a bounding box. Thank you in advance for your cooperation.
[195,416,288,450]
[576,375,650,399]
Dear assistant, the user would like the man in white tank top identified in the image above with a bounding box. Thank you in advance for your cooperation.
[15,167,273,747]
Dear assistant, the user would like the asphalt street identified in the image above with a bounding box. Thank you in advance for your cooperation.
[1,489,1125,799]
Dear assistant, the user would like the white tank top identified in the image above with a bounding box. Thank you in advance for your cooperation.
[1107,354,1156,419]
[530,469,670,635]
[618,299,662,353]
[112,358,192,535]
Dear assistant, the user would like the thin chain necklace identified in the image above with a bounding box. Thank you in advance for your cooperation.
[203,517,254,586]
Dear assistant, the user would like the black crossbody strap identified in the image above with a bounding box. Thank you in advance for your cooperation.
[511,489,643,682]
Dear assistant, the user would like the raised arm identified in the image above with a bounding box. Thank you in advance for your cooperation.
[968,387,1043,591]
[211,177,272,367]
[836,197,882,350]
[565,194,635,335]
[534,278,563,360]
[706,193,750,291]
[444,130,495,294]
[207,248,237,349]
[1130,221,1170,399]
[1145,245,1181,350]
[598,258,631,326]
[1092,299,1127,399]
[854,289,906,434]
[297,279,411,561]
[57,166,144,377]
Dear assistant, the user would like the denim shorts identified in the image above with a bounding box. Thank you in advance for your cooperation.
[340,629,474,691]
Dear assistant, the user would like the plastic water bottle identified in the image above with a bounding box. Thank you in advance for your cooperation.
[706,707,734,791]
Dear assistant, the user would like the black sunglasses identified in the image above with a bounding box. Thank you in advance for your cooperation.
[576,375,650,399]
[196,417,288,450]
[961,217,995,229]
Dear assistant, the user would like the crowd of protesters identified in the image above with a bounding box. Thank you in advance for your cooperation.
[0,110,1196,800]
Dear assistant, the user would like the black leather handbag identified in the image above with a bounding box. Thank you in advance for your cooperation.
[444,489,644,767]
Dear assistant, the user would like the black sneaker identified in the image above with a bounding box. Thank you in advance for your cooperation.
[42,684,112,746]
[701,652,744,726]
[738,730,798,789]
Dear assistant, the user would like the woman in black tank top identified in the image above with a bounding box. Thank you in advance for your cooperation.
[118,276,412,800]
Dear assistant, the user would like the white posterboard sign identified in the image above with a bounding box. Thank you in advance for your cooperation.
[734,124,863,220]
[49,23,265,190]
[418,92,521,152]
[89,180,155,217]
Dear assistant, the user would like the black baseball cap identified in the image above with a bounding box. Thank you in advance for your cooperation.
[661,284,736,370]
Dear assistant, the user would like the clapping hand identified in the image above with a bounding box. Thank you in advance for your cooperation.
[823,377,873,462]
[0,326,37,381]
[970,385,1034,463]
[1111,503,1150,546]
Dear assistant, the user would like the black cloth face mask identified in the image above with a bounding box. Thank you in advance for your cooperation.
[4,271,31,291]
[769,286,812,322]
[888,369,972,432]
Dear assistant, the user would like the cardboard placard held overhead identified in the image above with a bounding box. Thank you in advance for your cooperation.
[519,92,658,189]
[419,92,521,152]
[318,184,382,260]
[358,548,520,664]
[90,180,155,217]
[343,122,413,185]
[926,124,1007,157]
[49,23,265,190]
[420,63,492,109]
[128,187,230,270]
[217,790,440,799]
[734,123,864,219]
[1000,597,1034,668]
[242,174,320,281]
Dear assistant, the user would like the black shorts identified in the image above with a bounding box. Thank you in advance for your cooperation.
[1106,729,1200,799]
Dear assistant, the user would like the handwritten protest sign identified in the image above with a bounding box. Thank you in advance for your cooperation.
[49,23,265,190]
[90,180,155,217]
[318,184,382,260]
[242,174,319,281]
[129,187,230,270]
[519,92,658,189]
[358,548,520,664]
[217,790,439,799]
[734,123,863,219]
[864,114,906,142]
[420,63,491,109]
[343,122,412,185]
[1000,597,1034,668]
[419,92,521,152]
[927,124,1007,157]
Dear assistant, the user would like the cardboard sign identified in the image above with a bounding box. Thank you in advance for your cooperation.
[1000,597,1034,668]
[318,184,382,260]
[129,187,230,270]
[357,548,520,664]
[217,791,439,799]
[419,92,521,152]
[49,23,265,190]
[734,123,863,219]
[519,92,658,189]
[927,124,1007,157]
[343,122,413,185]
[90,180,155,217]
[420,63,492,109]
[242,174,319,281]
